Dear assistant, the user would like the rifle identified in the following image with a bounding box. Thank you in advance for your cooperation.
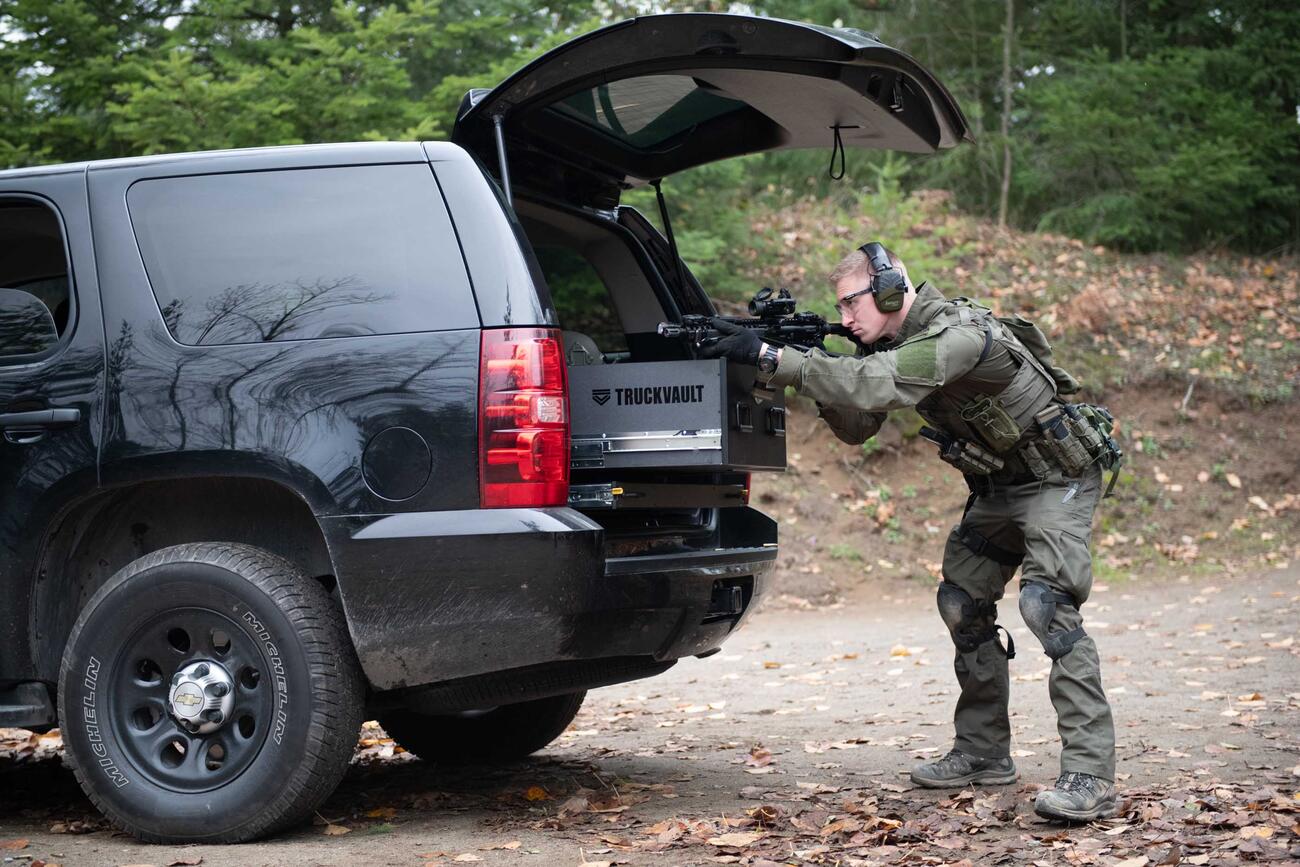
[657,287,856,352]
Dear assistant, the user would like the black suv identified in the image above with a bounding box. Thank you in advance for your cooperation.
[0,13,966,843]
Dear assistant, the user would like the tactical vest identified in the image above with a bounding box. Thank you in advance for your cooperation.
[908,299,1066,458]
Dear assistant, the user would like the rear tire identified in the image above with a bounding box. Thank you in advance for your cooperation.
[379,692,585,764]
[57,543,363,843]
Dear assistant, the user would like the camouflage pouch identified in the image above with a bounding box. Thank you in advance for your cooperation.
[1069,404,1125,497]
[1035,405,1094,476]
[1019,442,1053,480]
[959,395,1022,453]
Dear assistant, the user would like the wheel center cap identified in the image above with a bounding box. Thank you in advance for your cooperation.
[168,660,235,734]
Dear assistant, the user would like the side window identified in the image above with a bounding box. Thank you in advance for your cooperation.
[0,199,72,359]
[127,164,477,345]
[533,245,628,354]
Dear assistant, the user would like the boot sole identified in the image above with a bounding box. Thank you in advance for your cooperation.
[909,770,1019,789]
[1033,798,1118,822]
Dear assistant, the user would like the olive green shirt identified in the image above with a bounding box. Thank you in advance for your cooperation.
[769,283,992,445]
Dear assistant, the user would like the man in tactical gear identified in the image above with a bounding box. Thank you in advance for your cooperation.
[700,243,1119,822]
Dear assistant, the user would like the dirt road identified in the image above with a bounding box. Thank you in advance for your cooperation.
[3,566,1297,866]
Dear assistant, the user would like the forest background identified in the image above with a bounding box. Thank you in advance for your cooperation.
[3,0,1297,258]
[4,0,1298,588]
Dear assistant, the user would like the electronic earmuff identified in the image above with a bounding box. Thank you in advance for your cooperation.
[858,242,908,313]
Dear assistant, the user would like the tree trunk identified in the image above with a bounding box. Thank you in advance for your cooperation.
[997,0,1014,229]
[1120,0,1128,60]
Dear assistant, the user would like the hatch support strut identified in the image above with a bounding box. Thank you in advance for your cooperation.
[492,114,513,206]
[652,179,690,300]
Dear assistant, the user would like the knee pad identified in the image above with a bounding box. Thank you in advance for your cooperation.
[1018,581,1086,659]
[937,582,998,653]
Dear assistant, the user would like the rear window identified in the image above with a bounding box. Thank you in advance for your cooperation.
[552,75,746,150]
[128,164,476,345]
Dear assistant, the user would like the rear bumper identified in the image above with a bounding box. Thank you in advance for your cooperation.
[321,506,776,691]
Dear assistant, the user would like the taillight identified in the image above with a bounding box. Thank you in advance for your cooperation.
[479,328,569,507]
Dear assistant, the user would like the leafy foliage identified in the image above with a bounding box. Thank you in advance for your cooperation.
[1,0,1296,255]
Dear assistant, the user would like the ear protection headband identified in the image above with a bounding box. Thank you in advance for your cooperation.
[858,242,908,313]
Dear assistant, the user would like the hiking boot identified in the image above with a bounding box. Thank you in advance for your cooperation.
[909,749,1018,788]
[1034,772,1118,822]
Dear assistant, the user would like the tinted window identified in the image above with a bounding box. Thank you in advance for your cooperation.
[0,199,71,358]
[534,245,627,353]
[552,75,746,150]
[128,165,476,345]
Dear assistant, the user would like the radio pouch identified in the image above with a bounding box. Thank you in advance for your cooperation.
[959,395,1022,453]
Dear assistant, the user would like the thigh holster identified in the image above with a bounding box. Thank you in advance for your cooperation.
[936,582,1015,658]
[1018,581,1086,659]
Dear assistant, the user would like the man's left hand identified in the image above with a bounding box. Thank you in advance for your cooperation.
[697,318,763,365]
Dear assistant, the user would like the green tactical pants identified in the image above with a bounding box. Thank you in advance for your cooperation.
[939,465,1117,782]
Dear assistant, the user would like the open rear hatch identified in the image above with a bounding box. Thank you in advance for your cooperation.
[455,13,969,525]
[452,12,971,208]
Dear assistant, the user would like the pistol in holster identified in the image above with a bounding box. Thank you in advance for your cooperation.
[920,426,1005,476]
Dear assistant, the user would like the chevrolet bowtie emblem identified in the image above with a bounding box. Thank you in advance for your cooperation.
[174,691,202,708]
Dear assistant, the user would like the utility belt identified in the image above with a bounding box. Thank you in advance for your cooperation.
[927,401,1125,496]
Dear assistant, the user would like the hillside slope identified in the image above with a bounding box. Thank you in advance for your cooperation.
[732,191,1299,601]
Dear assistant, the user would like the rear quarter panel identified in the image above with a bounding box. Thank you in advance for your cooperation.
[90,144,481,517]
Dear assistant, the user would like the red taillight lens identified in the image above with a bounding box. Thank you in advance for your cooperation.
[479,328,569,508]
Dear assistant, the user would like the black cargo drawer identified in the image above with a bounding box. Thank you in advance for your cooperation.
[567,359,786,471]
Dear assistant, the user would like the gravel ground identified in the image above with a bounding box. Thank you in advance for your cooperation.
[2,565,1297,866]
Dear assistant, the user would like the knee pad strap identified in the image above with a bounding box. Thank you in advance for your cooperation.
[1018,581,1086,659]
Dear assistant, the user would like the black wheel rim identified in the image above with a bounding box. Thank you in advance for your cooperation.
[109,607,274,793]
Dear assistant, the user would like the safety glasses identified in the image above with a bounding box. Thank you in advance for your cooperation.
[834,286,874,316]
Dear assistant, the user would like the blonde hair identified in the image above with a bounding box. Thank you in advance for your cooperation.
[828,246,910,288]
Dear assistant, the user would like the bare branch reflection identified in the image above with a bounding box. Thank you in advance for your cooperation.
[104,283,477,511]
[164,277,389,346]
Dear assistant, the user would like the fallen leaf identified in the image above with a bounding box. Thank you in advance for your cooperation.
[707,831,765,847]
[1226,473,1242,488]
[365,807,397,820]
[558,795,590,816]
[323,824,351,836]
[524,785,550,801]
[480,841,521,851]
[0,840,29,851]
[453,855,482,863]
[745,746,774,768]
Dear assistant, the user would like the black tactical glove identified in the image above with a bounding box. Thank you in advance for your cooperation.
[697,317,763,365]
